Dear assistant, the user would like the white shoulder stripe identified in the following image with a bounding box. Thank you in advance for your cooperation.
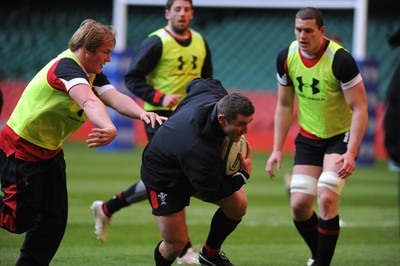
[61,77,89,91]
[342,73,363,91]
[94,84,115,95]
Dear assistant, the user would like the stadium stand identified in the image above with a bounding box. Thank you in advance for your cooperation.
[0,0,398,157]
[1,2,398,98]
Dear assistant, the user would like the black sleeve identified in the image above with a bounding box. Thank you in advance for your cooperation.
[54,58,88,82]
[332,48,360,83]
[93,72,112,88]
[182,142,246,203]
[124,35,164,105]
[201,40,213,78]
[276,47,289,85]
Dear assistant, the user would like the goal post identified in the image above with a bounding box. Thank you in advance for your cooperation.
[108,0,374,165]
[112,0,368,60]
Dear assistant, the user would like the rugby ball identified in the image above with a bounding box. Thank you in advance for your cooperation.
[221,135,248,175]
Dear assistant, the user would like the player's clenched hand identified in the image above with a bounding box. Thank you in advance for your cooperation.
[140,112,168,128]
[266,150,283,179]
[239,142,252,175]
[86,127,117,148]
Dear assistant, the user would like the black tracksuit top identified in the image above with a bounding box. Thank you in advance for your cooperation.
[141,78,246,203]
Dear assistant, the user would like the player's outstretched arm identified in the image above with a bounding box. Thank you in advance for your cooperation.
[99,88,167,128]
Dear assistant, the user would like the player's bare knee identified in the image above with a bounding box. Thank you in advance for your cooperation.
[236,205,247,218]
[233,196,248,217]
[221,200,247,220]
[228,206,247,220]
[290,200,310,218]
[238,196,248,212]
[317,193,335,210]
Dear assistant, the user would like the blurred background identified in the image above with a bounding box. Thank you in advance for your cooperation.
[1,3,399,264]
[0,0,398,164]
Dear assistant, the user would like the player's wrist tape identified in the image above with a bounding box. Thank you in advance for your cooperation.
[234,169,250,183]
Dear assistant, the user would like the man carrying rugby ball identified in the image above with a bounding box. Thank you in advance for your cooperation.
[141,78,254,266]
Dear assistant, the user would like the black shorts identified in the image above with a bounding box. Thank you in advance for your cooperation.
[146,185,196,216]
[0,149,67,233]
[294,132,349,166]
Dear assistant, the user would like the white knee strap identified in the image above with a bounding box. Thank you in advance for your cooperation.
[318,171,345,195]
[290,174,317,196]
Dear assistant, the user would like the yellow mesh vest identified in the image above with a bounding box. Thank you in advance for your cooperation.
[144,28,206,111]
[7,50,89,150]
[287,40,352,138]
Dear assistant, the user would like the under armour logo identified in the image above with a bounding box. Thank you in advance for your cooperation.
[191,55,197,69]
[178,56,185,70]
[297,77,320,94]
[177,55,198,70]
[77,109,84,117]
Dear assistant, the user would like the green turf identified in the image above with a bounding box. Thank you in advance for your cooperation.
[1,141,399,265]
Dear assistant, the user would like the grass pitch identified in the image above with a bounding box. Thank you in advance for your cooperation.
[1,141,399,265]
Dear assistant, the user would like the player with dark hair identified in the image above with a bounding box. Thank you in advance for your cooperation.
[266,7,368,266]
[0,19,165,265]
[90,0,212,264]
[142,78,254,266]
